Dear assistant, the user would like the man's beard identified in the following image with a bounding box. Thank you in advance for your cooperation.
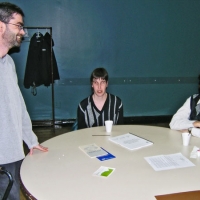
[2,27,22,49]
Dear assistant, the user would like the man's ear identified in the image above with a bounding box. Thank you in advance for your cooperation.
[0,21,6,33]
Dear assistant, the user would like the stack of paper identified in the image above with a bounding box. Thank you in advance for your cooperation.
[109,133,153,150]
[79,143,107,158]
[145,153,195,171]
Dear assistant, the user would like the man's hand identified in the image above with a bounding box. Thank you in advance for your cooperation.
[180,129,188,133]
[29,144,48,155]
[193,121,200,128]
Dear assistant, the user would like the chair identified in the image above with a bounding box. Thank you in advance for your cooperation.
[0,167,13,200]
[71,119,78,131]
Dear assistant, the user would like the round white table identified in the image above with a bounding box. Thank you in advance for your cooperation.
[20,125,200,200]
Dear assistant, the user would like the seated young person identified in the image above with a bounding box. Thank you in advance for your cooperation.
[77,68,123,129]
[169,94,200,130]
[170,76,200,137]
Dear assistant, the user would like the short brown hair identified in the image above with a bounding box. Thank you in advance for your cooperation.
[0,2,24,23]
[90,68,109,83]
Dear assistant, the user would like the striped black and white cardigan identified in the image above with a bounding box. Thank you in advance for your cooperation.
[77,93,123,129]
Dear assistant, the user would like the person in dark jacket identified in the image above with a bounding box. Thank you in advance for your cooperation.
[77,68,123,129]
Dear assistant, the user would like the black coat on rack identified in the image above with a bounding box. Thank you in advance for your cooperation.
[24,32,59,89]
[23,26,57,126]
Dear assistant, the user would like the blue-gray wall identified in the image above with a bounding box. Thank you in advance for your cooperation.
[9,0,200,120]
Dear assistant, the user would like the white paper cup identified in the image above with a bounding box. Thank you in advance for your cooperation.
[182,132,191,146]
[105,120,113,133]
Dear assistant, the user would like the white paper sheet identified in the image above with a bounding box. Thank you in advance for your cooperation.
[145,153,195,171]
[79,143,107,158]
[109,133,153,150]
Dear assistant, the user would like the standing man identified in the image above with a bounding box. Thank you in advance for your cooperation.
[77,67,123,129]
[0,2,48,200]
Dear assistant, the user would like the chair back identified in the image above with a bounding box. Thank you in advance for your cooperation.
[71,119,78,131]
[0,167,13,200]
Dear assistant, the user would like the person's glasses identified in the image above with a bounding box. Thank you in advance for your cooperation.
[5,22,24,30]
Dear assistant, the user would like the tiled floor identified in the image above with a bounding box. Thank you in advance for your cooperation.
[20,123,169,199]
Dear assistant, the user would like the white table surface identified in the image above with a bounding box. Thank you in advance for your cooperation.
[20,125,200,200]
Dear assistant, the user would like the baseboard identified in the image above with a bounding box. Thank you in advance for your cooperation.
[32,119,74,127]
[32,115,172,127]
[124,115,172,124]
[32,120,53,127]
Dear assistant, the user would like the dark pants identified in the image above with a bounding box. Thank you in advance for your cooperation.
[0,160,22,200]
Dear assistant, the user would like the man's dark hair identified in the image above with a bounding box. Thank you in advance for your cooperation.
[0,2,24,23]
[90,68,109,83]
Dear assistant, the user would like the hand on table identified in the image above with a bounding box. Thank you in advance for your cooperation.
[193,121,200,128]
[180,129,188,133]
[179,121,200,133]
[29,144,48,155]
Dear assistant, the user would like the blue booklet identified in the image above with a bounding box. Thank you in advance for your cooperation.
[97,148,116,161]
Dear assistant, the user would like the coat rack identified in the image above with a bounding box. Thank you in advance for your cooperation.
[24,26,55,127]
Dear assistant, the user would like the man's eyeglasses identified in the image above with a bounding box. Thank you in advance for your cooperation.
[5,22,24,30]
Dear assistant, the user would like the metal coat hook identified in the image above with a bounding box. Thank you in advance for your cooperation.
[36,29,40,38]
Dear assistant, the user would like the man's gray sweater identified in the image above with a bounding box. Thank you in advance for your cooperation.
[0,54,38,164]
